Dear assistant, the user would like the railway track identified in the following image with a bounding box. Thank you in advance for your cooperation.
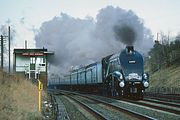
[49,90,180,120]
[75,91,180,115]
[59,91,156,120]
[63,94,109,120]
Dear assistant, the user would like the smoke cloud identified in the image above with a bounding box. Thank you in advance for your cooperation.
[114,24,136,45]
[35,6,153,76]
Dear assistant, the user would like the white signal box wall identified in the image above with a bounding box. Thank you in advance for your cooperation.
[13,48,54,89]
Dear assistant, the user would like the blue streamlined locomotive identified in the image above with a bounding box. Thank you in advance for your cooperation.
[53,46,149,99]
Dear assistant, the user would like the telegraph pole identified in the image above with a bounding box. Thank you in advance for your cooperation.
[1,35,4,69]
[8,26,10,73]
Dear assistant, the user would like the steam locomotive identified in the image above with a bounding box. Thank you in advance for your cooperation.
[50,46,149,99]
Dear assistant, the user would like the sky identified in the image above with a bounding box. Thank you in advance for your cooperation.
[0,0,179,74]
[0,0,180,48]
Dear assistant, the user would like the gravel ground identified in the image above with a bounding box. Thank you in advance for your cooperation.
[54,96,70,120]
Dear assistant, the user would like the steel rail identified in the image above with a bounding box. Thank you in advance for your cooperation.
[143,98,180,108]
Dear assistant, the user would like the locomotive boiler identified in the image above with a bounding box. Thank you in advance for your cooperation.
[51,46,149,99]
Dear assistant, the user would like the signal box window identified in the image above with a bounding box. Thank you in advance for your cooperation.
[30,57,36,64]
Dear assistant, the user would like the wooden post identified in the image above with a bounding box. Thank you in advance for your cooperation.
[1,35,3,69]
[8,26,10,73]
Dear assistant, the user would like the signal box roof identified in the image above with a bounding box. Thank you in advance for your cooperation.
[14,48,54,56]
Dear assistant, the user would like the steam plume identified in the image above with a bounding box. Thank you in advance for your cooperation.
[35,6,153,76]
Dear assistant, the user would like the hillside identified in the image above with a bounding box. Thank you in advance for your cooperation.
[146,64,180,94]
[0,70,46,119]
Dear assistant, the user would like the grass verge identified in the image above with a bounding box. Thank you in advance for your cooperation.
[0,70,46,120]
[147,64,180,94]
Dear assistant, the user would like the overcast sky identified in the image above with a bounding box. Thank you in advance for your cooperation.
[0,0,180,48]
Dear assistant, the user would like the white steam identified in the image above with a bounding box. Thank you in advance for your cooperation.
[35,6,153,75]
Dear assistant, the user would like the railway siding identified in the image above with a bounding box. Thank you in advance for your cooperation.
[89,95,180,120]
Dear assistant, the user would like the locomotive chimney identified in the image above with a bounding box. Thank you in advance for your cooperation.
[25,40,27,49]
[126,46,134,53]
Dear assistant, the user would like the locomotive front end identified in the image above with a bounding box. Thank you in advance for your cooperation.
[119,46,149,98]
